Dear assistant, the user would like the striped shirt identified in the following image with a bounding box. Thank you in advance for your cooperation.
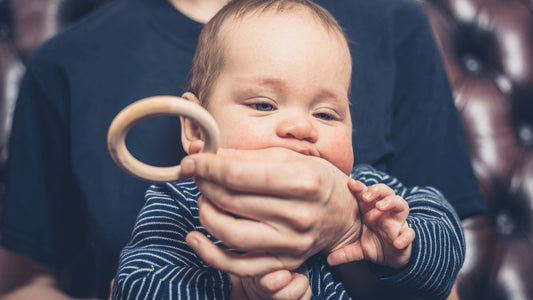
[113,164,465,299]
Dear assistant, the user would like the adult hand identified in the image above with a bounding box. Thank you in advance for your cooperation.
[229,270,312,300]
[181,147,361,276]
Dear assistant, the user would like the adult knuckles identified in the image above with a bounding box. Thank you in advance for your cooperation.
[285,235,316,257]
[195,155,218,180]
[220,162,248,184]
[289,207,319,232]
[291,172,324,199]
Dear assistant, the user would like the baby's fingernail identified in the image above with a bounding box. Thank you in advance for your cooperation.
[378,199,391,209]
[363,192,371,200]
[181,158,195,173]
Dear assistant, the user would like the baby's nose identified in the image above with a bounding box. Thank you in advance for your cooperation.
[276,115,318,142]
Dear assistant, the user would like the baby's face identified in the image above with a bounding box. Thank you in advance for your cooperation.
[207,10,353,174]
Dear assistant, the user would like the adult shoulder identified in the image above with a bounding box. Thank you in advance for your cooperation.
[26,0,135,68]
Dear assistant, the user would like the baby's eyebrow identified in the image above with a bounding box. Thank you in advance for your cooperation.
[233,76,348,103]
[231,76,288,95]
[240,76,287,90]
[258,77,286,87]
[312,89,350,107]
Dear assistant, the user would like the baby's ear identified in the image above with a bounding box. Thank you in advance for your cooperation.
[180,92,203,154]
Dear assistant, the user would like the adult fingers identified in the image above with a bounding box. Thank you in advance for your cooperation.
[256,270,293,293]
[326,242,364,266]
[197,188,361,264]
[268,272,312,300]
[197,197,313,257]
[195,181,327,234]
[241,271,311,300]
[181,149,336,200]
[185,231,293,277]
[215,147,304,162]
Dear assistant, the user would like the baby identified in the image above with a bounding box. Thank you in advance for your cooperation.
[113,0,464,299]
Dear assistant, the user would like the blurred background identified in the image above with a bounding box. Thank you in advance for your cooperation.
[1,0,532,299]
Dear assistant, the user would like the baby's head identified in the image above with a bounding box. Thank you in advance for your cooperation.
[182,0,354,174]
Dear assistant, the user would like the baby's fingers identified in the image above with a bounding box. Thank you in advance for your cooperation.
[362,183,395,202]
[376,195,409,215]
[393,226,416,250]
[347,179,367,197]
[359,184,395,214]
[387,226,415,268]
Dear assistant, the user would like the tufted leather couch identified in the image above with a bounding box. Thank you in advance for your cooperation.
[0,0,532,299]
[419,0,533,299]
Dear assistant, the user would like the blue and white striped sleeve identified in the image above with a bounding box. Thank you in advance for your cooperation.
[112,181,230,300]
[352,164,465,300]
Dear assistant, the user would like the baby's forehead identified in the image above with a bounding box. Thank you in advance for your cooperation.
[219,5,346,40]
[219,10,352,65]
[217,11,350,69]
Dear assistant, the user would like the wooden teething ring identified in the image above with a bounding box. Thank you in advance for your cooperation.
[107,96,220,182]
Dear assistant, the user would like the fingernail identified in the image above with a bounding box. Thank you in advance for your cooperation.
[187,235,199,248]
[181,158,195,173]
[377,199,388,209]
[363,192,371,200]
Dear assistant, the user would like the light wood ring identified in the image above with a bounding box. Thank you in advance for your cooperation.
[107,96,220,182]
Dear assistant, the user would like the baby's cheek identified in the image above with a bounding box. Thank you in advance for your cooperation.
[219,125,266,149]
[322,139,353,175]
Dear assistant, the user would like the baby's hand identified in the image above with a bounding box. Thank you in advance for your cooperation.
[230,270,311,300]
[327,179,415,269]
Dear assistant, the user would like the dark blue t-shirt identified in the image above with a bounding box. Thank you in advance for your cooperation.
[1,0,485,297]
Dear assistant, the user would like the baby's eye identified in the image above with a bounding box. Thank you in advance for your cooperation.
[251,102,275,111]
[313,112,335,120]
